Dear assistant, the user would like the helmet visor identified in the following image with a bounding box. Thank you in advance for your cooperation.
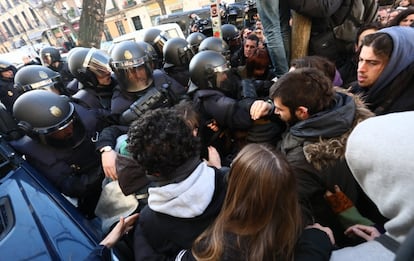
[41,54,53,66]
[83,48,112,77]
[117,65,153,92]
[153,32,168,55]
[19,74,64,94]
[111,56,146,70]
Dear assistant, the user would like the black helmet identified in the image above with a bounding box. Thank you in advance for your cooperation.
[186,32,207,54]
[40,46,62,66]
[0,60,16,73]
[142,28,169,60]
[163,37,194,69]
[189,50,229,91]
[198,37,230,60]
[14,65,65,94]
[221,24,240,42]
[13,90,85,147]
[221,24,241,51]
[67,47,111,88]
[136,41,160,69]
[0,60,17,81]
[110,41,153,93]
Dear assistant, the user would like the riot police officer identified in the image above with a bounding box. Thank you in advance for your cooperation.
[198,36,231,61]
[40,46,75,87]
[10,90,104,218]
[162,37,194,87]
[67,47,117,117]
[96,40,187,180]
[142,28,169,69]
[189,50,284,164]
[136,41,159,70]
[221,23,241,55]
[0,60,18,114]
[14,65,69,95]
[109,40,186,124]
[186,32,207,54]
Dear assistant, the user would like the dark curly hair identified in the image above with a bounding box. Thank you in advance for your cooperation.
[126,108,201,178]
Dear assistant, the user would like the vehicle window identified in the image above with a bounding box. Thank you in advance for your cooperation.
[165,28,180,38]
[0,150,12,179]
[0,197,14,240]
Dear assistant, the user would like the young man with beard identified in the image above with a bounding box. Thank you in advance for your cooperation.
[250,67,377,246]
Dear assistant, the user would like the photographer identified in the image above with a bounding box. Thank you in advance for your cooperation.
[244,0,258,28]
[188,13,211,36]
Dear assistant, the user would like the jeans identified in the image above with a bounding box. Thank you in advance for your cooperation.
[256,0,290,77]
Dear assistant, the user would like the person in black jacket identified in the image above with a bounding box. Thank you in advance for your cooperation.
[40,46,75,88]
[182,143,334,261]
[10,90,104,218]
[348,26,414,115]
[87,143,334,261]
[0,60,18,114]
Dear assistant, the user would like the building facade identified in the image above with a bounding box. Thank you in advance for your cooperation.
[0,0,214,54]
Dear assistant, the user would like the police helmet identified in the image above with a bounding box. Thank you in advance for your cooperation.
[110,41,153,93]
[67,47,112,88]
[0,60,17,81]
[142,28,169,60]
[186,32,207,54]
[14,65,65,94]
[189,50,229,91]
[40,46,62,66]
[221,24,241,50]
[221,24,240,42]
[0,60,16,73]
[13,90,85,147]
[198,37,230,60]
[136,41,160,69]
[163,37,194,69]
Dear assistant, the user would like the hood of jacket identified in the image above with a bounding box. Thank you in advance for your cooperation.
[290,92,356,139]
[366,26,414,105]
[147,161,216,218]
[345,111,414,243]
[285,91,374,170]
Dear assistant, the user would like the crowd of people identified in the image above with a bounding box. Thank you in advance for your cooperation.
[0,0,414,260]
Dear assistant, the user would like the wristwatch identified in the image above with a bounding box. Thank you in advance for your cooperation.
[99,146,113,154]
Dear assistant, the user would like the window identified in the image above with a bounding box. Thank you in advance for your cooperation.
[2,22,12,38]
[0,197,14,240]
[115,21,126,35]
[132,16,143,30]
[7,19,18,35]
[14,15,25,33]
[29,8,40,27]
[103,24,112,41]
[21,11,33,30]
[5,0,12,8]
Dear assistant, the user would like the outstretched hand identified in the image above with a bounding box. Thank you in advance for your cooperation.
[100,213,139,248]
[102,150,118,180]
[307,223,336,245]
[250,100,272,120]
[345,224,380,241]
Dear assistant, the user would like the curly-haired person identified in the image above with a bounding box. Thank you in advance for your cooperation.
[126,108,228,260]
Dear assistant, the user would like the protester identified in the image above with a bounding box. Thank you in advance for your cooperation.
[256,0,290,76]
[331,111,414,260]
[250,67,375,246]
[349,26,414,115]
[180,143,334,261]
[89,142,335,261]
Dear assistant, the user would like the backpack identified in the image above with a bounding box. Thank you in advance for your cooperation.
[331,0,379,43]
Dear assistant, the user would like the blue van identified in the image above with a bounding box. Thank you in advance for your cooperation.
[0,138,105,260]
